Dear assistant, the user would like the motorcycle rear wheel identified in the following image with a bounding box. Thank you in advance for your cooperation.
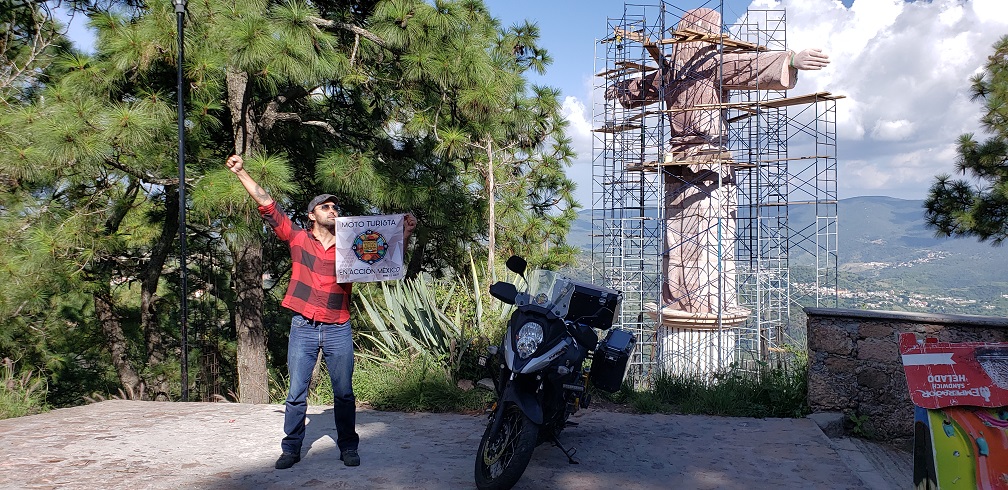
[474,403,539,490]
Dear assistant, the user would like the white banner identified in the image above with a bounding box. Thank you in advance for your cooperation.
[334,214,405,283]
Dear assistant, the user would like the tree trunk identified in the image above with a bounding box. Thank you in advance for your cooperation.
[485,140,496,283]
[95,182,147,398]
[140,187,180,398]
[406,232,426,279]
[233,240,270,403]
[226,66,270,403]
[95,290,143,397]
[226,67,260,154]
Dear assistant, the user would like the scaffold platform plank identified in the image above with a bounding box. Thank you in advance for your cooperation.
[758,155,834,163]
[754,200,839,207]
[665,92,845,114]
[625,151,737,171]
[658,27,767,52]
[624,161,661,172]
[593,123,643,133]
[623,151,839,171]
[596,61,657,78]
[627,110,664,121]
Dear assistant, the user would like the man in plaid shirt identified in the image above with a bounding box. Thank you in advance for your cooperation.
[226,154,417,470]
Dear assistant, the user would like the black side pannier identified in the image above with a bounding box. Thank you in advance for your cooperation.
[564,280,622,331]
[590,328,636,393]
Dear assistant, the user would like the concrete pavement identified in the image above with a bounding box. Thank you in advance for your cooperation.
[0,400,910,489]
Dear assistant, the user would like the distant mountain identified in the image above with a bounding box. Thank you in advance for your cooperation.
[840,196,982,262]
[567,196,1008,315]
[834,196,1007,287]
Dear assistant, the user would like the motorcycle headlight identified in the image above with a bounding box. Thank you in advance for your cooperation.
[516,321,544,359]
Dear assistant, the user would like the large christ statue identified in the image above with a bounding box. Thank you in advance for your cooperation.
[605,8,829,327]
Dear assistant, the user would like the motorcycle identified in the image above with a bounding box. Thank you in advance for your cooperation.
[474,255,635,490]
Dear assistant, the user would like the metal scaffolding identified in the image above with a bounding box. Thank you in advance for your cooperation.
[591,2,840,385]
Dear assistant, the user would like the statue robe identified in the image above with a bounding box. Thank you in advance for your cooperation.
[611,7,799,315]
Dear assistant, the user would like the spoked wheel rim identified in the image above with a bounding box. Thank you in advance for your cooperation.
[481,406,524,478]
[475,403,539,490]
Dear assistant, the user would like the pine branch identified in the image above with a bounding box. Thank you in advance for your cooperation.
[259,87,311,131]
[103,157,179,187]
[308,16,386,48]
[302,120,338,135]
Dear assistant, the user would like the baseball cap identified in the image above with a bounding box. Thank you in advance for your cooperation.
[307,194,339,213]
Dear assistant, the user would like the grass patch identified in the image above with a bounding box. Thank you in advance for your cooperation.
[0,358,48,420]
[288,349,807,419]
[349,354,493,413]
[600,361,809,419]
[268,353,493,413]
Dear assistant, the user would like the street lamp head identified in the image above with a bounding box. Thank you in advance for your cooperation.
[173,0,186,13]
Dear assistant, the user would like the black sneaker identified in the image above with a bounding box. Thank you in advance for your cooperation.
[275,452,301,469]
[340,449,360,467]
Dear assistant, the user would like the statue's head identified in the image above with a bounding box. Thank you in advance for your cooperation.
[676,7,721,35]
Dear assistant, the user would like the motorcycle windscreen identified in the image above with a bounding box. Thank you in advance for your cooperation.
[524,270,576,319]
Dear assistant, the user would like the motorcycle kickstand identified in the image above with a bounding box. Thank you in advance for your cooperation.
[551,436,579,464]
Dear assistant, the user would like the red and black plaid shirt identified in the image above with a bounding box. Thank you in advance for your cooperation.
[259,202,352,324]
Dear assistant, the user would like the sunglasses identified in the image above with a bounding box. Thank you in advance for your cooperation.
[316,204,339,211]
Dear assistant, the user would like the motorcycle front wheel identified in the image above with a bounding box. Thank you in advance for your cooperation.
[474,403,539,490]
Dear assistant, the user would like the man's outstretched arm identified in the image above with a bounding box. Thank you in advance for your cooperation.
[225,154,274,207]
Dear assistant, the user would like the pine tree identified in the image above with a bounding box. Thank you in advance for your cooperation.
[925,35,1008,244]
[0,0,581,404]
[0,0,71,103]
[0,46,179,398]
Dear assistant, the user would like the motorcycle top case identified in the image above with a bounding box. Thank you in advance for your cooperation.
[590,328,636,393]
[565,280,621,330]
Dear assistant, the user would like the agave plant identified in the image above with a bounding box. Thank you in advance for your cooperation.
[357,273,470,380]
[356,253,508,381]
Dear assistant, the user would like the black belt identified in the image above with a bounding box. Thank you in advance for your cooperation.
[299,314,331,326]
[301,315,347,327]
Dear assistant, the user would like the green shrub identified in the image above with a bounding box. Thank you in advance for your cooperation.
[0,358,48,419]
[848,412,875,438]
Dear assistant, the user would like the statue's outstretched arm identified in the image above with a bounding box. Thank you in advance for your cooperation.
[720,48,830,91]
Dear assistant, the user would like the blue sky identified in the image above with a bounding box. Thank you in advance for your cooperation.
[61,1,1008,205]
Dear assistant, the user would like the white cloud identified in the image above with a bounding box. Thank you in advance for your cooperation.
[871,119,913,141]
[560,95,595,207]
[561,96,592,144]
[575,0,1007,203]
[759,0,1008,198]
[840,142,961,199]
[973,0,1007,20]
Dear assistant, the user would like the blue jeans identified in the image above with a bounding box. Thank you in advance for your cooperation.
[281,314,359,455]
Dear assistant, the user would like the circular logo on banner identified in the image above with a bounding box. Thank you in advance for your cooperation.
[352,230,388,265]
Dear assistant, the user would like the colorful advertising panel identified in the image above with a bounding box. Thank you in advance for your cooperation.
[900,332,1008,488]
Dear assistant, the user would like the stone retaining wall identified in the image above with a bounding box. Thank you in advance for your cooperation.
[804,307,1008,444]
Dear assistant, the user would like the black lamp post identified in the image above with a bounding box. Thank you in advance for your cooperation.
[173,0,189,402]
